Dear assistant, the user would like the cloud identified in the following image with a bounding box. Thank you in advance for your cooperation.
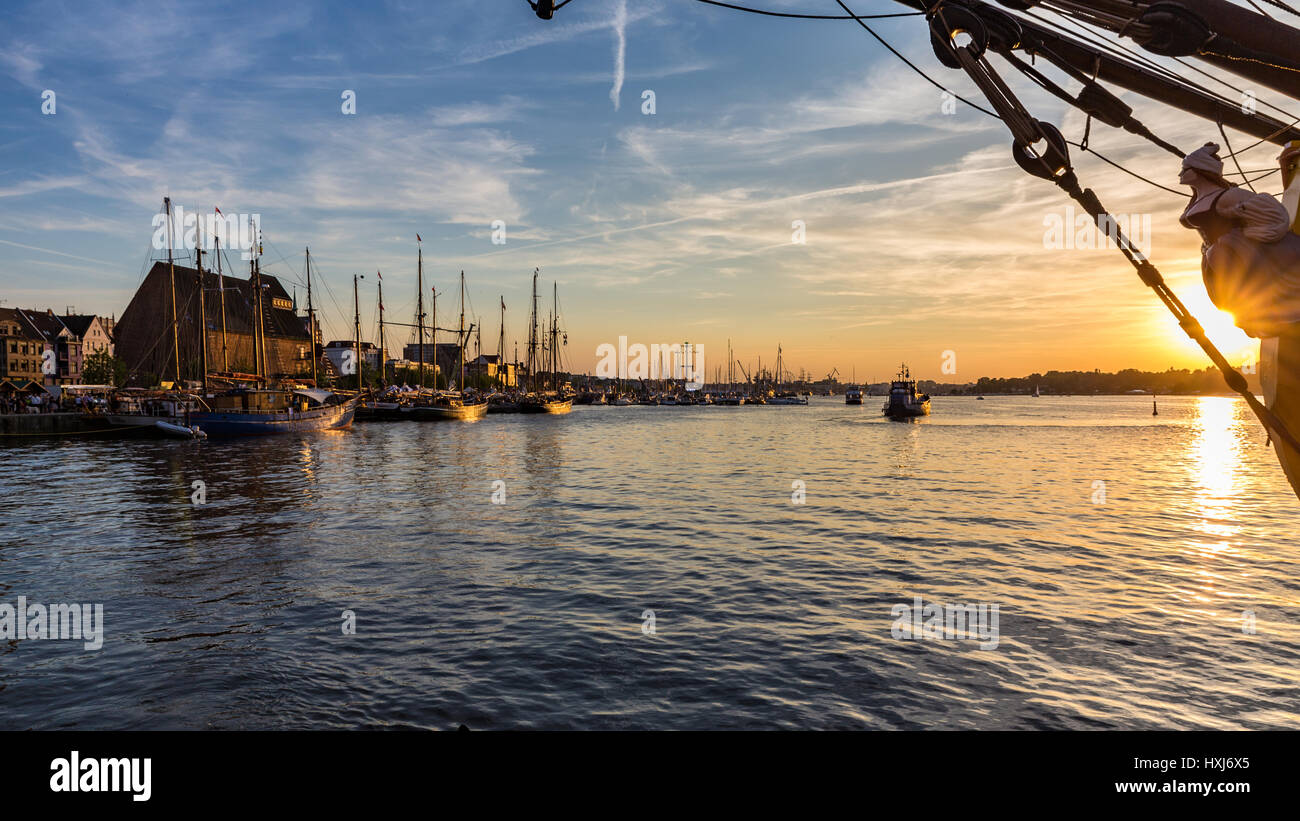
[610,0,628,111]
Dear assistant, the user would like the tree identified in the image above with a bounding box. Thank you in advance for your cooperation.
[83,350,127,387]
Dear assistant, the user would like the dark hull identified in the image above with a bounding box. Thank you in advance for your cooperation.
[190,399,358,436]
[357,403,409,421]
[883,400,930,418]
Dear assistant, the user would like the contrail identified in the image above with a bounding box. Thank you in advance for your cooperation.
[610,0,627,110]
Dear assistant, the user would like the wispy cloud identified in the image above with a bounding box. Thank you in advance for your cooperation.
[610,0,628,111]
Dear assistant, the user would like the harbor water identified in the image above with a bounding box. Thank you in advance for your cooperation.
[2,395,1298,729]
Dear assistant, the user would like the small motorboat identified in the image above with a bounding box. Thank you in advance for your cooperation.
[155,420,206,439]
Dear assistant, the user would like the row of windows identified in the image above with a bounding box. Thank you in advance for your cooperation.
[6,342,82,354]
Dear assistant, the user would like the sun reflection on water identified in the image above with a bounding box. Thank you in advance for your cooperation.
[1181,397,1246,612]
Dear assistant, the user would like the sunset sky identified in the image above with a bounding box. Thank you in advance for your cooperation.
[0,0,1286,380]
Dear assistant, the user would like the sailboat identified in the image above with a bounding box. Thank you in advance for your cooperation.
[413,270,488,421]
[190,244,356,436]
[115,201,357,437]
[519,270,573,414]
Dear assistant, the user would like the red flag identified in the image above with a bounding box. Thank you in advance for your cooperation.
[214,206,222,215]
[377,270,382,280]
[416,234,422,242]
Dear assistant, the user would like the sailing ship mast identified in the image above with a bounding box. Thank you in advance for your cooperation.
[305,247,316,385]
[551,280,559,392]
[527,268,540,393]
[458,270,466,392]
[377,273,385,387]
[353,273,363,393]
[416,239,425,388]
[196,247,208,393]
[164,197,181,386]
[498,296,506,389]
[217,233,228,373]
[250,227,268,384]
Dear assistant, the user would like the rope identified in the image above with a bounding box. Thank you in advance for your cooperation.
[999,48,1185,158]
[935,29,1300,456]
[1217,120,1256,192]
[1066,140,1187,195]
[692,0,921,19]
[833,0,1003,119]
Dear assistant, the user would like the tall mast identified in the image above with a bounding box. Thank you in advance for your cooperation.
[305,247,316,385]
[377,273,385,387]
[164,197,181,386]
[430,287,437,389]
[353,274,363,393]
[217,232,228,372]
[196,247,208,393]
[498,296,505,389]
[250,225,267,384]
[251,256,262,380]
[416,239,425,387]
[551,280,558,392]
[528,268,539,392]
[458,270,466,392]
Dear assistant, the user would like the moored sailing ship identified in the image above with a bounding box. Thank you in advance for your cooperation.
[519,269,572,415]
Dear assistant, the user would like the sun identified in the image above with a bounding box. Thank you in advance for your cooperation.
[1169,288,1257,369]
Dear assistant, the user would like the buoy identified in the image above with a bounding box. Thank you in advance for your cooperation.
[1153,400,1158,416]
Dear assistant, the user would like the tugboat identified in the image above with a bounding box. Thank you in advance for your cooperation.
[882,364,930,419]
[844,385,863,405]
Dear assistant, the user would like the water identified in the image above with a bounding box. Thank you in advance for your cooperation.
[2,396,1298,729]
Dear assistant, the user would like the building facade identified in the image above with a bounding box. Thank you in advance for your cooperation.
[0,308,45,384]
[61,314,114,358]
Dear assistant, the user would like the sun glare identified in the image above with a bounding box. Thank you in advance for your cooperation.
[1168,288,1256,367]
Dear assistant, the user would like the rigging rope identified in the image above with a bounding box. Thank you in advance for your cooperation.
[1031,8,1300,124]
[927,14,1300,456]
[1217,119,1257,191]
[832,0,1003,118]
[693,0,921,19]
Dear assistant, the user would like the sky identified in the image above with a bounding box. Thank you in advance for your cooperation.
[1,0,1294,381]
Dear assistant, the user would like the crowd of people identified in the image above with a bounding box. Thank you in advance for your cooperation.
[0,391,102,414]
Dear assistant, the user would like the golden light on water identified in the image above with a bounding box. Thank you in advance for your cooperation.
[1185,396,1245,609]
[1192,396,1241,501]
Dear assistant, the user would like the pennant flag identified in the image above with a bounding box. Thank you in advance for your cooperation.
[416,234,422,242]
[214,206,223,215]
[377,270,382,280]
